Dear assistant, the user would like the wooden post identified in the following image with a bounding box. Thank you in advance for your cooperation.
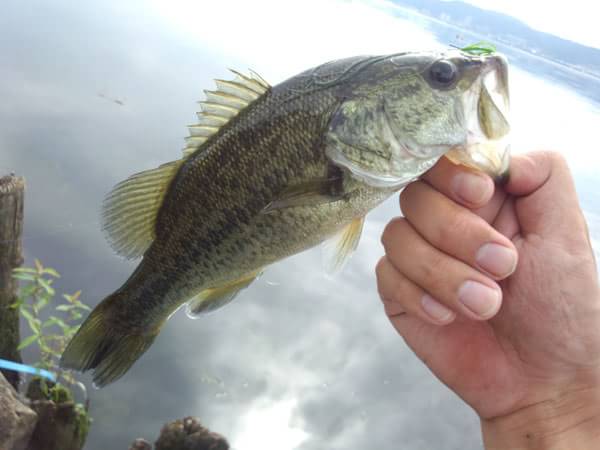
[0,175,25,390]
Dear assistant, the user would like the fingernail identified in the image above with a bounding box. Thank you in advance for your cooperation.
[458,281,501,318]
[421,294,456,324]
[476,243,517,279]
[451,172,492,205]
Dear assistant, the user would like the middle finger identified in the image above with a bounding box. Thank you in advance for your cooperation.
[381,218,503,320]
[400,181,518,280]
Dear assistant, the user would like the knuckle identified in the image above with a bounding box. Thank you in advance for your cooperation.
[536,150,569,170]
[424,275,447,298]
[376,283,387,301]
[399,183,415,211]
[383,276,409,306]
[375,256,387,280]
[375,261,397,302]
[378,284,397,305]
[548,151,571,173]
[374,256,412,305]
[381,216,406,247]
[417,253,449,293]
[399,181,425,216]
[436,211,469,244]
[545,150,567,164]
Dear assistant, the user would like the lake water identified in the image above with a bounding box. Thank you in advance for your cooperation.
[1,1,599,449]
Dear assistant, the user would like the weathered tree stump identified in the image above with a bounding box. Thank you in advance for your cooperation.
[25,379,90,450]
[0,372,37,450]
[0,175,25,390]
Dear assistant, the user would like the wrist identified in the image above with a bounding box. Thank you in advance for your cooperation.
[481,386,600,450]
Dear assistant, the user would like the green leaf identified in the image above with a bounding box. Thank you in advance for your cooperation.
[13,267,37,273]
[460,41,496,56]
[45,315,67,330]
[12,273,35,281]
[42,317,62,329]
[41,343,61,357]
[19,284,39,299]
[17,334,39,350]
[35,296,50,311]
[39,341,53,354]
[42,267,60,278]
[40,380,49,396]
[21,308,41,334]
[11,259,91,391]
[55,304,73,312]
[37,278,55,296]
[46,316,70,333]
[63,291,82,303]
[21,307,35,322]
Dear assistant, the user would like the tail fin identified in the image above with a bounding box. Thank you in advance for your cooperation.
[60,292,159,388]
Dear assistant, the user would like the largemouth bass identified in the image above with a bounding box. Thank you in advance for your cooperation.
[61,50,511,387]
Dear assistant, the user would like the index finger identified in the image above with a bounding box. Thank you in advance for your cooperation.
[420,156,506,224]
[421,157,494,207]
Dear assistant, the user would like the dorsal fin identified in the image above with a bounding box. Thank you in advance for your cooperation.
[183,69,270,157]
[102,69,270,259]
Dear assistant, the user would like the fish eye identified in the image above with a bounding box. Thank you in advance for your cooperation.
[428,60,458,89]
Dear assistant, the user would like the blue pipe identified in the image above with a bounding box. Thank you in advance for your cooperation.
[0,358,57,382]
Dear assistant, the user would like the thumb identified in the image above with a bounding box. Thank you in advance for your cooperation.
[504,151,587,241]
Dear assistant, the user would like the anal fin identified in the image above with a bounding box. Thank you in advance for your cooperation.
[185,269,263,318]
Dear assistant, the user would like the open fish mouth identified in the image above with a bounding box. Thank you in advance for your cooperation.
[446,54,511,182]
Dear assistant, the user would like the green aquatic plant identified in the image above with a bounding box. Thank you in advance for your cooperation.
[11,259,92,449]
[11,259,90,391]
[460,41,497,56]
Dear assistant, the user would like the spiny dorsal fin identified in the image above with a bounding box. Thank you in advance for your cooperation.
[102,160,184,259]
[183,69,270,157]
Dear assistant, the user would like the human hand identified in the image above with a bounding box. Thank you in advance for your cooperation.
[376,151,600,448]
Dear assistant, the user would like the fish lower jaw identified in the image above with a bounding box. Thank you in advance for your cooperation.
[445,136,510,179]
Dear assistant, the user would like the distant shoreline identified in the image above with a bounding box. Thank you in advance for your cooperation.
[382,0,600,80]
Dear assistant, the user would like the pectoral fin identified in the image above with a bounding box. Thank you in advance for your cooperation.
[185,269,263,318]
[262,172,348,214]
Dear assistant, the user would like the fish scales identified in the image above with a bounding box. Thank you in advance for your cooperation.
[126,71,383,318]
[61,51,512,386]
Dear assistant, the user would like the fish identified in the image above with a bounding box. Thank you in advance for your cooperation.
[61,49,511,387]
